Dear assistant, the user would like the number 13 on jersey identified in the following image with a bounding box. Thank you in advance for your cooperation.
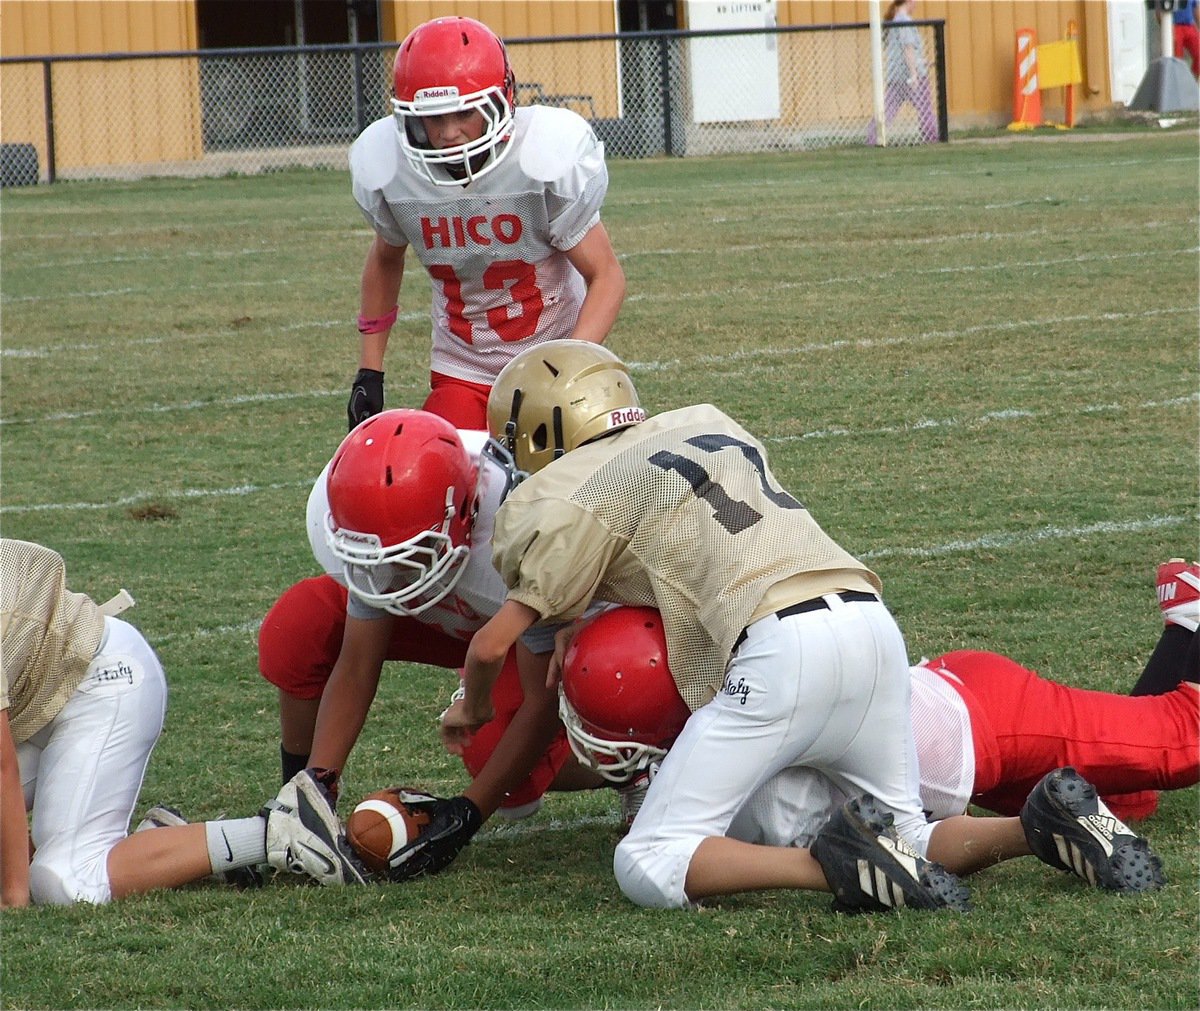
[430,261,544,344]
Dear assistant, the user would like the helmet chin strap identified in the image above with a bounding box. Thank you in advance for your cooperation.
[551,406,565,461]
[503,388,523,456]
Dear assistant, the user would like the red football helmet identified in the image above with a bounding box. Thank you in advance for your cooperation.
[391,16,516,186]
[324,409,477,615]
[559,607,692,783]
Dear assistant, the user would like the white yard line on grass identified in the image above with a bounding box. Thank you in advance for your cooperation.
[0,310,429,358]
[2,305,1192,412]
[0,381,429,424]
[146,507,1197,647]
[860,514,1197,561]
[624,305,1195,370]
[0,480,313,514]
[767,392,1198,443]
[4,238,1192,308]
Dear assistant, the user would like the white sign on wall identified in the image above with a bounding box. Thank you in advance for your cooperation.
[1107,0,1149,104]
[688,0,780,123]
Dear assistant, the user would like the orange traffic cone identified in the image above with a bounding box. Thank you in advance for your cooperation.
[1008,28,1043,130]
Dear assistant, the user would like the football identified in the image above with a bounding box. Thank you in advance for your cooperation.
[345,787,433,873]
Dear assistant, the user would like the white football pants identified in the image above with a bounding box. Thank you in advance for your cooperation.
[17,617,167,905]
[614,595,931,909]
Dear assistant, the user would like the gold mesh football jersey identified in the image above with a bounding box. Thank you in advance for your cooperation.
[492,405,881,710]
[1,539,105,743]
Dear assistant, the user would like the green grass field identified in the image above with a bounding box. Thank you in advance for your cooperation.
[1,130,1198,1010]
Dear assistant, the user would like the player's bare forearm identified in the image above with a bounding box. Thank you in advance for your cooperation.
[308,621,387,773]
[0,711,31,908]
[309,673,377,773]
[462,601,540,711]
[564,223,625,345]
[358,236,406,370]
[571,280,625,345]
[460,641,506,720]
[547,617,590,689]
[445,602,541,755]
[357,332,390,374]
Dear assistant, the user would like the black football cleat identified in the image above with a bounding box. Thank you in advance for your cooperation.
[1021,767,1166,893]
[812,794,971,913]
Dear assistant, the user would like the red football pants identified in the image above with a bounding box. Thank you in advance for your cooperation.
[928,650,1198,820]
[258,574,570,809]
[1175,23,1200,77]
[423,372,491,430]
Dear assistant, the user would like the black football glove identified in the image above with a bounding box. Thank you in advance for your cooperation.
[347,368,385,430]
[385,794,483,882]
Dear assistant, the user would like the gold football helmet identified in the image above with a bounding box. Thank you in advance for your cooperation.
[487,340,645,476]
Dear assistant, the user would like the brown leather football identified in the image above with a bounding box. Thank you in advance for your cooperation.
[345,787,433,873]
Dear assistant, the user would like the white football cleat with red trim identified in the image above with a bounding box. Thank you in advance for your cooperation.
[1157,558,1200,632]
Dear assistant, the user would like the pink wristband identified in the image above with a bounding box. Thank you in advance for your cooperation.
[357,306,398,334]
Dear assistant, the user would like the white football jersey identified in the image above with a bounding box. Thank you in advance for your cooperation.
[306,429,511,644]
[907,661,976,819]
[350,105,609,386]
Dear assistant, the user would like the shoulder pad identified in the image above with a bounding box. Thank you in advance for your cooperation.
[517,106,601,184]
[306,461,344,583]
[349,117,404,192]
[457,429,490,458]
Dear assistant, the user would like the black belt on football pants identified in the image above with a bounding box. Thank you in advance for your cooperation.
[733,590,881,651]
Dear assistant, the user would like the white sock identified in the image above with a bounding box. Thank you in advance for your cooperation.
[205,816,267,871]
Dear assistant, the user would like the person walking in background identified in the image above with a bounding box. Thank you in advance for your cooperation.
[1166,0,1200,78]
[867,0,938,146]
[346,15,625,432]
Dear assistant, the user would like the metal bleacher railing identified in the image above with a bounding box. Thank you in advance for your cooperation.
[0,21,945,186]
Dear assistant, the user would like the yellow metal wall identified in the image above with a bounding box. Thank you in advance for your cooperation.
[777,0,1112,124]
[379,1,616,41]
[1,0,202,170]
[379,2,622,119]
[0,0,1121,175]
[1,0,197,54]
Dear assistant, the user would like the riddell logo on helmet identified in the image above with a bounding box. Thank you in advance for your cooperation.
[608,407,647,427]
[415,86,460,100]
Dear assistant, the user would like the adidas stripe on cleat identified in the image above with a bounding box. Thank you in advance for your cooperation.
[1020,766,1166,893]
[811,794,971,914]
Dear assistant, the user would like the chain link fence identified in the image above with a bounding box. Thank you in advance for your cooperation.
[0,21,944,186]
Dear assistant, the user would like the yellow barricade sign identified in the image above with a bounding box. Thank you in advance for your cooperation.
[1037,39,1083,90]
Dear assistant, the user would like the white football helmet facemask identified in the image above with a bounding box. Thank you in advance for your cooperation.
[391,16,517,186]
